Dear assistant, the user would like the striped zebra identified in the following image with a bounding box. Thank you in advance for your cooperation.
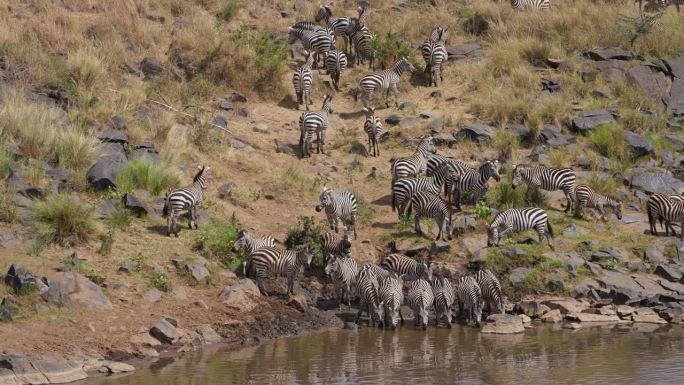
[511,164,576,213]
[647,194,684,238]
[378,274,404,329]
[162,165,210,237]
[362,107,382,157]
[473,269,503,315]
[324,50,348,91]
[420,26,448,87]
[356,264,384,326]
[431,276,455,328]
[446,160,501,211]
[574,184,623,221]
[406,278,434,330]
[636,0,682,13]
[346,5,370,58]
[380,253,432,281]
[357,56,416,108]
[320,231,352,266]
[511,0,551,10]
[293,51,315,110]
[324,255,359,310]
[288,26,335,69]
[315,187,358,239]
[487,207,554,249]
[250,246,313,296]
[391,136,437,184]
[411,191,453,241]
[231,230,277,277]
[352,26,375,69]
[391,162,455,219]
[299,95,333,158]
[455,275,483,326]
[315,5,353,55]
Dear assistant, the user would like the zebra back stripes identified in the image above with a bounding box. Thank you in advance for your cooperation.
[299,95,333,158]
[446,159,501,210]
[358,56,416,108]
[324,50,348,91]
[320,231,352,265]
[647,194,684,238]
[407,278,434,330]
[288,26,335,68]
[391,162,453,219]
[231,230,277,277]
[431,277,455,327]
[356,263,384,326]
[315,5,353,54]
[325,255,359,309]
[455,275,483,326]
[391,136,437,183]
[512,164,576,213]
[315,187,358,239]
[352,26,374,69]
[474,269,503,315]
[574,184,622,221]
[511,0,551,10]
[411,190,453,241]
[378,274,404,329]
[250,246,313,296]
[362,107,382,157]
[163,165,210,237]
[488,207,554,248]
[293,51,315,110]
[380,254,432,281]
[421,26,448,87]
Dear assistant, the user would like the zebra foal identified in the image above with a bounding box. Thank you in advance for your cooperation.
[362,107,382,157]
[162,165,210,237]
[574,184,622,221]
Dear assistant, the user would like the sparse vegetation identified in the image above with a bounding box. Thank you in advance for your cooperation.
[370,31,414,69]
[193,215,240,260]
[474,201,492,219]
[285,216,324,268]
[29,194,97,251]
[149,271,173,292]
[115,159,180,196]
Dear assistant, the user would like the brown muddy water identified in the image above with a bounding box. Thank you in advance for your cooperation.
[86,324,684,385]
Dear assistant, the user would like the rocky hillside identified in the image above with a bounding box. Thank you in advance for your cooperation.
[1,0,684,380]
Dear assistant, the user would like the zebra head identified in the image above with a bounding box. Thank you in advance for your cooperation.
[231,229,249,252]
[511,164,522,189]
[371,298,385,328]
[324,257,338,277]
[418,262,433,281]
[481,160,502,182]
[194,165,211,189]
[287,26,299,43]
[298,245,314,268]
[399,56,416,73]
[417,136,437,155]
[487,222,500,247]
[321,94,334,113]
[362,106,375,118]
[612,201,623,220]
[429,26,443,42]
[315,5,332,23]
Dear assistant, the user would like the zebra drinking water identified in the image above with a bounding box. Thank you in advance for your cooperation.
[325,255,359,310]
[431,276,455,328]
[378,274,404,329]
[380,254,432,281]
[162,165,210,237]
[299,95,333,158]
[455,275,483,326]
[487,207,554,249]
[407,278,434,330]
[315,187,358,239]
[356,263,384,326]
[473,269,503,316]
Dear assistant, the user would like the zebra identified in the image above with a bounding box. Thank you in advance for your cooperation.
[391,162,455,219]
[420,26,448,87]
[362,107,382,157]
[455,275,483,326]
[406,278,434,330]
[445,160,501,211]
[431,276,455,328]
[380,253,432,281]
[510,0,551,10]
[391,136,437,184]
[320,231,352,266]
[324,50,348,91]
[299,95,333,158]
[574,184,623,221]
[231,230,277,277]
[473,269,503,316]
[293,50,315,110]
[511,164,576,213]
[647,194,684,238]
[325,255,359,310]
[357,56,416,108]
[411,191,453,241]
[378,274,404,329]
[250,246,313,296]
[345,4,370,59]
[315,5,353,56]
[315,187,358,239]
[288,26,335,69]
[356,264,384,326]
[487,207,554,249]
[636,0,682,13]
[162,165,210,237]
[352,26,375,69]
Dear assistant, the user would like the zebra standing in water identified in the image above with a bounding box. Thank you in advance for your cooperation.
[293,51,315,110]
[411,191,453,241]
[420,26,448,87]
[299,95,333,158]
[392,162,456,219]
[431,276,455,328]
[288,26,335,68]
[647,194,684,238]
[357,56,416,108]
[320,231,352,266]
[356,264,384,326]
[391,136,437,184]
[511,164,576,213]
[574,185,623,221]
[455,275,483,326]
[162,165,210,237]
[315,187,358,239]
[487,207,554,249]
[380,253,432,281]
[325,255,359,310]
[363,107,382,157]
[378,274,404,329]
[324,50,348,91]
[407,278,434,330]
[315,5,353,55]
[250,246,313,296]
[231,230,277,277]
[473,269,503,316]
[511,0,551,10]
[445,160,501,211]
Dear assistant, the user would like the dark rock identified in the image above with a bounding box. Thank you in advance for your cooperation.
[626,65,671,109]
[509,267,531,287]
[72,274,113,310]
[429,91,442,98]
[0,304,19,321]
[95,199,118,219]
[86,153,126,191]
[571,109,618,133]
[385,114,402,126]
[213,115,228,129]
[541,78,561,93]
[428,117,444,133]
[97,129,128,144]
[454,215,476,235]
[220,279,261,312]
[514,300,545,318]
[591,86,614,99]
[124,193,157,218]
[217,183,236,199]
[461,123,494,144]
[398,101,415,110]
[655,265,682,282]
[561,223,580,237]
[506,123,532,142]
[546,58,575,71]
[228,91,247,103]
[581,67,597,82]
[16,187,44,200]
[219,100,234,111]
[529,145,547,162]
[625,131,653,157]
[644,245,667,264]
[446,42,485,61]
[540,124,575,147]
[4,264,38,295]
[150,318,178,344]
[432,134,458,147]
[670,78,684,116]
[342,321,357,330]
[585,47,634,61]
[140,58,163,79]
[274,139,297,156]
[129,148,160,163]
[121,60,141,75]
[111,115,127,130]
[0,232,21,249]
[631,172,684,194]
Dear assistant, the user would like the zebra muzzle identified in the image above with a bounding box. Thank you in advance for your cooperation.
[315,205,323,212]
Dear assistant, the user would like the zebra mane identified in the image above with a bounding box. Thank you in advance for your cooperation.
[192,166,207,182]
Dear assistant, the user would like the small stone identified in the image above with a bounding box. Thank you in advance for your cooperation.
[519,314,532,323]
[143,288,163,303]
[541,309,562,323]
[103,362,135,373]
[563,322,582,330]
[343,321,357,330]
[150,318,178,344]
[480,314,524,334]
[196,325,223,344]
[219,100,234,111]
[193,300,209,310]
[140,58,163,79]
[509,268,531,287]
[253,123,269,134]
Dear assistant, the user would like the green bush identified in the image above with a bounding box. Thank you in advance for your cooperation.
[285,216,324,269]
[585,174,618,196]
[30,194,97,250]
[193,215,240,261]
[588,124,629,162]
[109,209,132,231]
[98,229,114,256]
[486,181,525,209]
[149,271,173,292]
[474,201,492,219]
[370,31,413,69]
[115,159,180,196]
[229,28,289,98]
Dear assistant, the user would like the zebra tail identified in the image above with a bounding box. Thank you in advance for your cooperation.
[391,191,396,212]
[546,219,554,239]
[162,196,170,218]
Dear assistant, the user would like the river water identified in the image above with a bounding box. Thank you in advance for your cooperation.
[87,324,684,385]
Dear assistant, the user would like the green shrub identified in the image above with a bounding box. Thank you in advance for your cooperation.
[98,229,114,256]
[588,124,629,162]
[585,174,618,196]
[229,28,289,98]
[486,180,525,209]
[285,216,324,268]
[474,201,492,219]
[30,194,97,250]
[193,215,240,260]
[109,209,132,231]
[115,159,180,196]
[370,31,413,69]
[216,0,239,23]
[149,271,173,292]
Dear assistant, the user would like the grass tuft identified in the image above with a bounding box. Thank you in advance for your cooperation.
[115,159,180,196]
[30,194,98,250]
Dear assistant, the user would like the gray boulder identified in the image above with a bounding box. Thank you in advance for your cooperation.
[196,324,223,344]
[124,193,157,218]
[150,318,178,344]
[461,123,494,145]
[446,42,485,61]
[631,172,684,194]
[626,65,671,109]
[539,124,575,147]
[97,129,128,144]
[509,267,531,287]
[506,123,532,142]
[4,264,38,295]
[571,109,618,133]
[140,57,164,79]
[669,78,684,116]
[654,264,682,282]
[625,131,653,157]
[220,279,261,312]
[514,300,545,318]
[585,47,635,61]
[71,274,113,310]
[95,199,118,219]
[385,114,402,126]
[86,150,126,191]
[480,314,524,334]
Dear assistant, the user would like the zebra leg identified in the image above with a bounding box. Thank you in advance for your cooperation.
[256,276,268,297]
[399,308,404,325]
[391,83,400,107]
[351,214,357,240]
[287,272,295,297]
[436,217,443,241]
[597,204,606,221]
[384,88,390,108]
[166,214,173,236]
[375,138,380,157]
[336,284,343,310]
[320,130,326,155]
[414,214,423,236]
[564,189,573,213]
[315,131,321,154]
[455,189,462,212]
